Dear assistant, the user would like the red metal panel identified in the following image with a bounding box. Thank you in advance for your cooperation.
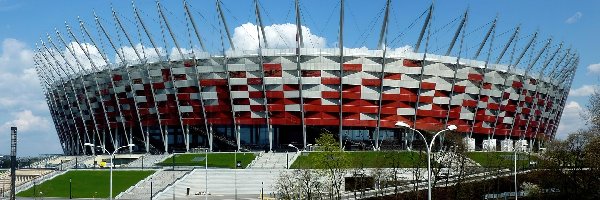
[420,82,436,90]
[512,81,523,88]
[398,94,418,102]
[342,105,360,113]
[177,94,191,100]
[265,91,284,98]
[453,85,466,93]
[418,96,434,103]
[462,100,478,107]
[267,104,285,111]
[229,71,246,78]
[343,63,362,71]
[263,63,282,71]
[467,73,484,82]
[362,79,382,86]
[487,103,500,110]
[321,77,341,85]
[200,79,227,86]
[434,90,448,97]
[403,59,422,67]
[384,73,402,80]
[341,91,361,99]
[248,91,263,98]
[359,106,378,113]
[504,105,517,112]
[382,94,400,100]
[247,78,262,85]
[250,105,264,111]
[283,84,299,91]
[483,83,492,89]
[153,82,165,89]
[322,91,340,99]
[302,70,321,77]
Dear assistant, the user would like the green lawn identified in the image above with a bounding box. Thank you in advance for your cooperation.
[466,152,539,168]
[157,153,256,168]
[17,170,154,198]
[291,151,429,169]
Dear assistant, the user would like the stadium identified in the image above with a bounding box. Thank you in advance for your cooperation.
[33,0,578,155]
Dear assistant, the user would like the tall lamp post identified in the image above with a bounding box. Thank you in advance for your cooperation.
[288,144,300,169]
[84,143,135,200]
[395,121,457,200]
[204,148,208,200]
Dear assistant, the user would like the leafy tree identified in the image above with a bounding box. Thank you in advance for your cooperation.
[312,133,349,199]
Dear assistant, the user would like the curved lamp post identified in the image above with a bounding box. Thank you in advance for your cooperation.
[287,144,300,152]
[84,143,135,200]
[395,121,457,200]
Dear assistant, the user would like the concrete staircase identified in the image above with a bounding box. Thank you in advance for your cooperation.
[156,168,285,199]
[0,156,94,197]
[123,154,170,168]
[248,152,296,169]
[117,169,190,199]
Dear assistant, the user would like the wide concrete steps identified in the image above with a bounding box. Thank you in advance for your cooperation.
[156,169,285,199]
[118,170,189,200]
[248,152,295,169]
[123,154,170,168]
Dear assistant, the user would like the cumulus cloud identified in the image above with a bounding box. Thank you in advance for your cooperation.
[588,63,600,74]
[37,41,108,74]
[0,38,34,73]
[1,110,51,132]
[169,47,205,60]
[231,23,326,51]
[0,38,62,155]
[63,42,108,70]
[569,85,598,97]
[117,43,166,64]
[555,101,587,139]
[565,12,583,24]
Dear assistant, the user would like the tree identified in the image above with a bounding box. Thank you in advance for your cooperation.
[586,88,600,130]
[313,133,349,200]
[297,169,322,199]
[536,129,600,199]
[275,170,298,199]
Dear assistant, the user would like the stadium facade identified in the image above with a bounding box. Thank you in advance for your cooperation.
[33,0,578,155]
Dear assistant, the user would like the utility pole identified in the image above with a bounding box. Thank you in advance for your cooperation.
[10,127,17,200]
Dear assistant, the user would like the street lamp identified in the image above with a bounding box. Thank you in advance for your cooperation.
[513,138,528,200]
[69,178,72,199]
[204,148,208,200]
[395,121,457,200]
[287,144,300,152]
[287,144,300,169]
[84,143,135,200]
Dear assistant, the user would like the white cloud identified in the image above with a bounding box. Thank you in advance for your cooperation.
[0,38,34,73]
[588,63,600,74]
[1,110,51,132]
[0,38,62,156]
[565,12,583,24]
[231,23,326,51]
[569,85,598,97]
[555,101,587,139]
[117,43,165,64]
[63,42,108,70]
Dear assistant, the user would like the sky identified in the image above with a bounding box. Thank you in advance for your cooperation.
[0,0,598,156]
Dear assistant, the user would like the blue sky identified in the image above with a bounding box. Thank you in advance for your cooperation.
[0,0,598,156]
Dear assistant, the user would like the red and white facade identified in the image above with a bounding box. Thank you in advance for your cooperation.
[38,47,574,154]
